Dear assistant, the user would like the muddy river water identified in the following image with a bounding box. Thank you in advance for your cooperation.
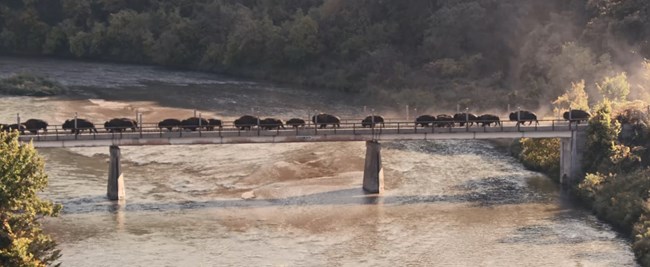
[0,57,638,266]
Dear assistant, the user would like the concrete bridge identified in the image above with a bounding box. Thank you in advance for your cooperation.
[17,119,587,200]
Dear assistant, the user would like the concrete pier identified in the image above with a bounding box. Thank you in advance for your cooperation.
[107,145,125,200]
[363,141,384,193]
[560,131,586,185]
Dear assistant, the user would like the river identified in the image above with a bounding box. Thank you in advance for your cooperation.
[0,57,638,266]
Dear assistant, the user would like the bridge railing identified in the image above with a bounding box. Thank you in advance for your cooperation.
[14,118,586,143]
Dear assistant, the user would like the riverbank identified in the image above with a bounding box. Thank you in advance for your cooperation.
[0,57,638,265]
[0,73,68,96]
[508,103,650,266]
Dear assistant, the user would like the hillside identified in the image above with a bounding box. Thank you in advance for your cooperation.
[1,0,649,109]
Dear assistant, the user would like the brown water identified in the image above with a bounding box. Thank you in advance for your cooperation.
[0,57,638,266]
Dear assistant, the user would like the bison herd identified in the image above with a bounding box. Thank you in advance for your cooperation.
[415,113,501,128]
[0,109,594,135]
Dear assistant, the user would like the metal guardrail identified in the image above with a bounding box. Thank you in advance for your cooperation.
[14,119,586,143]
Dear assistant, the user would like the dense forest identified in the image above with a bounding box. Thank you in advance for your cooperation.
[2,0,650,110]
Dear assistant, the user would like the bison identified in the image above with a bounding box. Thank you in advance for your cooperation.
[260,118,285,130]
[235,115,260,130]
[436,114,455,128]
[453,113,478,126]
[477,114,501,127]
[62,119,98,134]
[158,119,181,131]
[312,113,341,129]
[361,115,385,128]
[24,119,48,134]
[181,117,209,131]
[206,119,223,131]
[509,110,538,126]
[2,123,25,134]
[104,118,137,133]
[286,118,306,128]
[415,115,436,127]
[563,109,591,124]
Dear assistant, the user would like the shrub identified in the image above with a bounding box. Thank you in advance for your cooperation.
[0,74,68,96]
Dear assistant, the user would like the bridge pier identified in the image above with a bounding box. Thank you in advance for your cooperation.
[363,140,384,193]
[560,131,586,186]
[107,145,125,200]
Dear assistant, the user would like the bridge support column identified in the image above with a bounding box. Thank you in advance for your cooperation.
[107,145,125,200]
[560,131,586,186]
[363,140,384,193]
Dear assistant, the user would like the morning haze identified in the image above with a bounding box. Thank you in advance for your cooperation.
[0,1,648,266]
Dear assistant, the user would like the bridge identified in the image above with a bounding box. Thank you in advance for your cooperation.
[16,118,587,200]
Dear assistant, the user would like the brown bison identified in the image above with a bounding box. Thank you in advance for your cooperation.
[477,114,501,127]
[415,115,436,127]
[62,119,98,134]
[24,119,48,134]
[158,119,181,131]
[104,118,137,133]
[235,115,260,130]
[2,123,25,134]
[286,118,306,128]
[509,111,538,126]
[181,117,209,131]
[260,118,285,130]
[453,113,478,126]
[563,109,591,124]
[361,115,385,128]
[436,114,455,128]
[206,119,223,131]
[312,113,340,129]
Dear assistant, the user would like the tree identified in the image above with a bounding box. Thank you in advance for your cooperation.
[283,10,320,64]
[0,130,61,266]
[597,72,630,102]
[583,99,621,174]
[552,79,590,114]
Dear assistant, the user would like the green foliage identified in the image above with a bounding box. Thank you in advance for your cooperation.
[634,212,650,267]
[597,73,630,102]
[577,167,650,266]
[552,80,590,114]
[574,103,650,266]
[518,138,561,182]
[583,100,621,174]
[282,10,320,64]
[0,0,646,109]
[577,169,650,232]
[104,10,154,62]
[0,74,68,96]
[0,130,62,266]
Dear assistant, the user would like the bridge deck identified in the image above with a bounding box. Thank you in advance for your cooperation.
[17,120,585,148]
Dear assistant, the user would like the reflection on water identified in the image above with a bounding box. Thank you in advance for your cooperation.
[0,57,637,266]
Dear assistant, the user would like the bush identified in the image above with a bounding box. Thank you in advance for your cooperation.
[583,99,620,173]
[0,74,68,96]
[0,130,62,266]
[518,138,561,182]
